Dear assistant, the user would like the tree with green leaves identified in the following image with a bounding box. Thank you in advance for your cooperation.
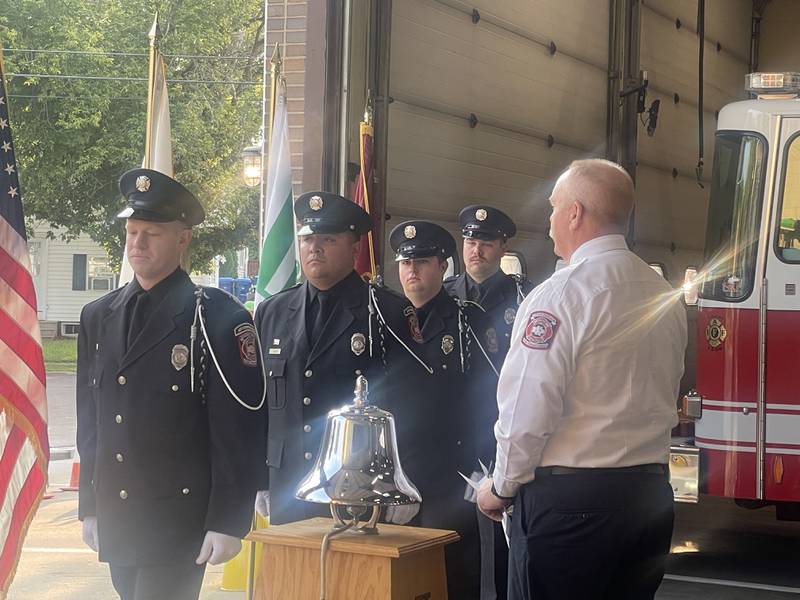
[1,0,264,270]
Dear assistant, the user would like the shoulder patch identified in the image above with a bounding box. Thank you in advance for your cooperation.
[521,311,559,350]
[234,322,258,367]
[403,306,424,344]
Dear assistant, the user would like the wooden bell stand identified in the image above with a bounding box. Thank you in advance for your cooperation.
[247,517,460,600]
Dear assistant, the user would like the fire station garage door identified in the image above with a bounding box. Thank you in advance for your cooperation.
[386,0,609,286]
[635,0,751,283]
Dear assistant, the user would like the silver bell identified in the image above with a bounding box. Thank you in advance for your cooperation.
[295,375,421,529]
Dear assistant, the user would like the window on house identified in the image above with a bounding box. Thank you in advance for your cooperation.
[88,255,115,291]
[72,255,87,291]
[27,241,41,277]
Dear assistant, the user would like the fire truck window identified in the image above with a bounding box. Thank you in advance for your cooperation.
[777,135,800,262]
[701,132,766,302]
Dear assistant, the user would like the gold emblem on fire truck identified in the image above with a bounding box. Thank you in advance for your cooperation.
[705,317,727,349]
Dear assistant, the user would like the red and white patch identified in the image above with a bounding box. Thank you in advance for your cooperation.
[404,306,424,344]
[234,323,258,367]
[521,311,559,350]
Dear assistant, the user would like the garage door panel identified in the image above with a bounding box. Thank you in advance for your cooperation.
[387,103,587,232]
[635,166,709,251]
[637,99,717,173]
[643,0,752,61]
[392,0,607,148]
[641,8,748,111]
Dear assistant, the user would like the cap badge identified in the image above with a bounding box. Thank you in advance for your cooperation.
[171,344,189,371]
[309,195,324,211]
[475,208,488,221]
[135,175,151,193]
[441,334,455,355]
[351,332,366,356]
[404,225,417,239]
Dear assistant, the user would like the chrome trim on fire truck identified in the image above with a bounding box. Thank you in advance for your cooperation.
[755,114,783,500]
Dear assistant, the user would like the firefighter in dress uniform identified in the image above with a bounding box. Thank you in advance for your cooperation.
[76,169,266,600]
[253,192,425,526]
[444,205,534,600]
[388,220,481,599]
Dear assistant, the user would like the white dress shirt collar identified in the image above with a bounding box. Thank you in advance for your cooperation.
[569,234,628,265]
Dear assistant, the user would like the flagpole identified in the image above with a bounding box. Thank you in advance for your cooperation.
[144,13,159,169]
[361,94,377,276]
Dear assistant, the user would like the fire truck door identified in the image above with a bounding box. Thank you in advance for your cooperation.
[764,117,800,502]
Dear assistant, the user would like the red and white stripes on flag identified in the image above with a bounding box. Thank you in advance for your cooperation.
[0,49,50,596]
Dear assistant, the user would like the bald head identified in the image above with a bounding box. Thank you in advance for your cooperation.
[548,159,635,260]
[558,159,634,232]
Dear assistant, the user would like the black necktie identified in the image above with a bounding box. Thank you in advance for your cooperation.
[126,291,148,350]
[310,291,332,348]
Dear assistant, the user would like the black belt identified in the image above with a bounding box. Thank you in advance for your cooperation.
[536,463,668,477]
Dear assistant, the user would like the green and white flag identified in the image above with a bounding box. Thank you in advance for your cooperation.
[255,80,298,302]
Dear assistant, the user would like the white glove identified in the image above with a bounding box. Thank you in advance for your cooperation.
[81,516,98,552]
[254,490,270,518]
[385,503,420,525]
[194,531,242,565]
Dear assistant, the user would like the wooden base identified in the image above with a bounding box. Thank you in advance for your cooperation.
[247,517,460,600]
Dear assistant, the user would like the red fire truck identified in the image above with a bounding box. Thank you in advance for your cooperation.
[673,72,800,519]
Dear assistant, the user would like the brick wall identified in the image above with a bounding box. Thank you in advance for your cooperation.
[266,0,308,196]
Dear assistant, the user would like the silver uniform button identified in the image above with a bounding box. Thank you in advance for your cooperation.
[304,369,313,378]
[115,453,124,462]
[355,369,362,376]
[304,452,313,460]
[303,425,311,433]
[303,397,311,406]
[182,488,190,495]
[115,414,123,424]
[117,375,126,385]
[119,490,128,499]
[171,385,179,392]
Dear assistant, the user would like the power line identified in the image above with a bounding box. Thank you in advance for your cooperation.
[4,48,262,61]
[6,72,261,86]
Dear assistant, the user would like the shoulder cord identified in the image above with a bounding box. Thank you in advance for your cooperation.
[512,274,526,306]
[368,285,433,375]
[191,288,268,411]
[457,299,501,378]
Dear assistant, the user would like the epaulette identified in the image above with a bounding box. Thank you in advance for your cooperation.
[198,285,246,309]
[259,281,302,303]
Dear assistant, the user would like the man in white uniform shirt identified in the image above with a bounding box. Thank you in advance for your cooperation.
[477,159,687,600]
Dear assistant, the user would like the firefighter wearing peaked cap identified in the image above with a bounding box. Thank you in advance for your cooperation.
[76,168,266,600]
[253,191,427,527]
[386,220,481,599]
[444,204,535,600]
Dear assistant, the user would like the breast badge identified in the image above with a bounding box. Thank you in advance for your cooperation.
[234,323,258,367]
[441,334,455,355]
[171,344,189,371]
[521,311,559,350]
[504,307,516,325]
[351,332,366,356]
[486,328,499,354]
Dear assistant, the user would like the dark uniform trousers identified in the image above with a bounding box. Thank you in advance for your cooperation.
[387,289,480,600]
[445,271,533,600]
[76,270,265,598]
[508,466,674,600]
[255,272,418,526]
[110,562,206,600]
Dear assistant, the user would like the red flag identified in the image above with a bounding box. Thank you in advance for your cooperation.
[0,50,50,594]
[353,119,378,280]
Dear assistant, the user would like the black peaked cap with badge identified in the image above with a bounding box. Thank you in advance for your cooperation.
[390,220,456,261]
[295,191,372,236]
[459,205,516,241]
[117,168,205,226]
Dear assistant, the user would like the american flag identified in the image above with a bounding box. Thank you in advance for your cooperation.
[0,51,50,594]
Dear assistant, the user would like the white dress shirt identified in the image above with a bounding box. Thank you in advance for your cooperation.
[493,235,687,498]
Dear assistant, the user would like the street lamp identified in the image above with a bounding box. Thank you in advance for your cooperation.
[241,145,262,187]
